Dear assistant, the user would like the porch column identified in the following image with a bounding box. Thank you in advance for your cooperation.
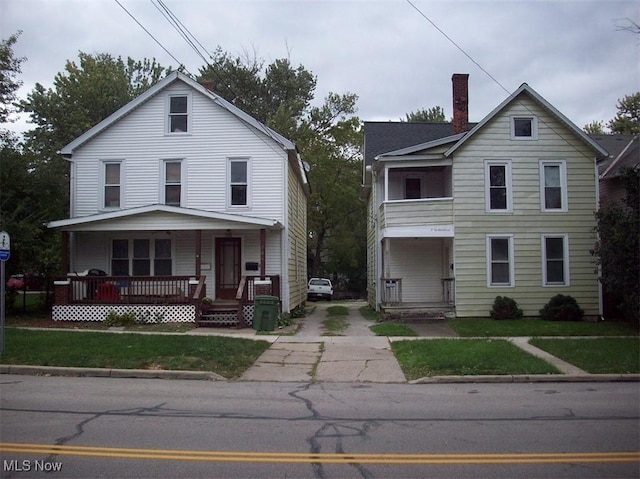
[195,229,202,277]
[61,231,69,276]
[260,228,266,280]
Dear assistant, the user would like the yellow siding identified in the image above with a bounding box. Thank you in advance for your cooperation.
[287,161,308,311]
[453,96,600,317]
[366,182,377,308]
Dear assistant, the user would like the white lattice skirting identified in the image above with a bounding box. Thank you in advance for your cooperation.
[52,304,196,323]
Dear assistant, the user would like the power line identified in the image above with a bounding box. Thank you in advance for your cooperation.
[114,0,192,76]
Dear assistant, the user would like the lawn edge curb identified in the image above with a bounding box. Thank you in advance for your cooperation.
[0,364,226,381]
[409,374,640,384]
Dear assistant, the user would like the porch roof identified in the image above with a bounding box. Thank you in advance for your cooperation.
[47,204,283,232]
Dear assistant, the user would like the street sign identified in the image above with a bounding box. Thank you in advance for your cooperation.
[0,231,9,262]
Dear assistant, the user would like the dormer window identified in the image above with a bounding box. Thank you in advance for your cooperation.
[511,116,538,140]
[168,95,189,133]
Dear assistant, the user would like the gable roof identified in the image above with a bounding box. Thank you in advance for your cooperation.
[590,134,637,174]
[363,122,465,166]
[59,71,295,156]
[445,83,608,157]
[599,135,639,179]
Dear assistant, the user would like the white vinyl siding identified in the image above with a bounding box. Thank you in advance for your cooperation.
[71,83,286,222]
[453,95,599,317]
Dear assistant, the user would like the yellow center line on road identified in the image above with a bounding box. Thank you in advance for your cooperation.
[1,443,638,464]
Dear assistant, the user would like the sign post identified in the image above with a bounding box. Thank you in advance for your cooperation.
[0,231,10,354]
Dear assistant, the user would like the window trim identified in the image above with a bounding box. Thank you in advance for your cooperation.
[227,157,251,209]
[486,234,515,287]
[539,159,568,212]
[160,159,186,207]
[100,160,125,210]
[510,115,538,140]
[541,234,570,286]
[484,160,513,213]
[166,93,191,135]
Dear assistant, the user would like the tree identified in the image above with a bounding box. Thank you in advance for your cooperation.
[0,31,25,125]
[199,49,365,291]
[592,168,640,322]
[608,92,639,134]
[11,53,171,278]
[584,120,605,135]
[401,106,446,123]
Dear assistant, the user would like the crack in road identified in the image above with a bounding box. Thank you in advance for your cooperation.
[289,384,379,478]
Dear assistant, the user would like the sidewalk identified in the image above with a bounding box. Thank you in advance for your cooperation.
[3,302,639,383]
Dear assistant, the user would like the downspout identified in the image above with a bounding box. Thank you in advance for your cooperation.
[280,149,291,312]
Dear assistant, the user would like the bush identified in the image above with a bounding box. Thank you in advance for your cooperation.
[490,296,523,320]
[540,294,584,321]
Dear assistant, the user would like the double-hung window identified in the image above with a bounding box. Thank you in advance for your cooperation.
[542,234,569,286]
[485,160,512,212]
[229,158,249,207]
[110,239,173,276]
[540,160,567,211]
[168,95,189,133]
[511,116,538,140]
[103,161,122,209]
[163,160,183,206]
[486,234,514,287]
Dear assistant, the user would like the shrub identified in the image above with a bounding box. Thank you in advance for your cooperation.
[490,296,523,320]
[104,310,136,327]
[540,294,584,321]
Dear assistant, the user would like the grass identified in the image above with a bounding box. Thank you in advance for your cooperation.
[359,305,382,322]
[529,337,640,374]
[322,317,348,335]
[326,305,349,316]
[0,328,271,379]
[392,339,561,380]
[370,323,418,337]
[448,319,638,337]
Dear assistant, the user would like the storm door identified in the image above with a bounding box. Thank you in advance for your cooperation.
[215,238,241,299]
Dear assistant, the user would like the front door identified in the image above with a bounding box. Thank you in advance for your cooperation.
[215,238,241,299]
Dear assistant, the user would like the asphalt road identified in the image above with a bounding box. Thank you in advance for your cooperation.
[1,375,638,479]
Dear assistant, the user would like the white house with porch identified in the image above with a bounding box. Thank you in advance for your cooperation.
[48,71,309,326]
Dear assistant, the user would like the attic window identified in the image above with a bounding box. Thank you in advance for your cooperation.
[168,95,188,133]
[511,116,538,140]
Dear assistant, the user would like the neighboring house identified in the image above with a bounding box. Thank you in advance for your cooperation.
[48,71,309,325]
[364,74,607,318]
[591,134,639,206]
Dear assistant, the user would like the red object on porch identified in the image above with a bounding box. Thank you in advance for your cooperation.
[96,282,119,301]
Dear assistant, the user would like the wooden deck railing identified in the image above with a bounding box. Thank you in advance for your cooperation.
[65,275,195,305]
[236,275,281,327]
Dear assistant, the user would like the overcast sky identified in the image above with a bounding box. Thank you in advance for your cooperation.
[2,0,639,135]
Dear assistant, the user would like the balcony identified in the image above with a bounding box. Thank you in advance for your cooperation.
[379,198,454,229]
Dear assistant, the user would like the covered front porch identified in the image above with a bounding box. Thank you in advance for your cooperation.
[49,205,285,327]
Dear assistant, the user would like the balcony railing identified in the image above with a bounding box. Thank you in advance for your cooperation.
[380,198,453,229]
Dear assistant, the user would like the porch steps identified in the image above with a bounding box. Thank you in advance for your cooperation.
[198,301,241,327]
[382,304,455,322]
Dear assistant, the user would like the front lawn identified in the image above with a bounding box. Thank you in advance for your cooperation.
[370,323,418,337]
[448,319,638,337]
[391,339,560,379]
[0,328,270,379]
[529,337,640,374]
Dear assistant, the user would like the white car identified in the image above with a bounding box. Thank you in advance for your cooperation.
[307,278,333,301]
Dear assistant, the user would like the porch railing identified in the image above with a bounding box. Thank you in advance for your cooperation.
[64,275,195,305]
[381,278,402,305]
[442,277,455,305]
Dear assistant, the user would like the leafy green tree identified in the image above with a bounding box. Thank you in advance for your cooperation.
[199,50,364,291]
[592,168,640,322]
[608,92,639,134]
[401,106,446,123]
[0,31,25,126]
[584,120,605,135]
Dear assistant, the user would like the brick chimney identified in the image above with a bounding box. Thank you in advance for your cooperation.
[452,73,469,134]
[200,80,215,91]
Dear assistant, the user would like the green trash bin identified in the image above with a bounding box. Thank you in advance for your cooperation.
[253,295,279,331]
